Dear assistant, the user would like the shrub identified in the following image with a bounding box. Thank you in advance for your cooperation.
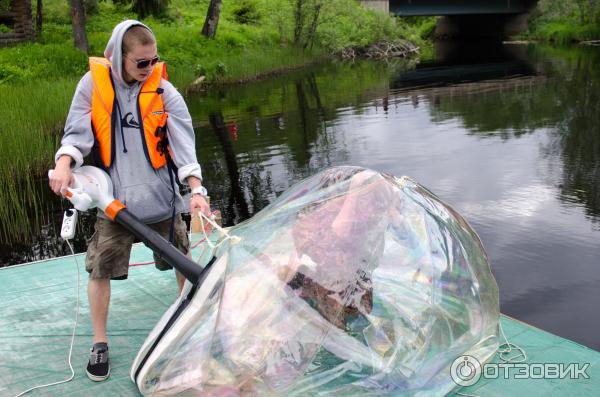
[132,0,169,19]
[84,0,100,15]
[232,0,261,25]
[0,64,25,83]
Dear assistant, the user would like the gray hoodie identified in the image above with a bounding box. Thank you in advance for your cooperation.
[55,20,202,223]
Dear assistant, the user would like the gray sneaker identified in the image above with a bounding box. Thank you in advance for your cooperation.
[86,342,110,381]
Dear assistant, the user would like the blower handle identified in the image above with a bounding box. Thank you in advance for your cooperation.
[48,169,94,211]
[114,209,206,286]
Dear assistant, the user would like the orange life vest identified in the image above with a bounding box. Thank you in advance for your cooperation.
[89,57,170,169]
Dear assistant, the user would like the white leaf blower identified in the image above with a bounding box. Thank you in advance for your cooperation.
[49,166,212,285]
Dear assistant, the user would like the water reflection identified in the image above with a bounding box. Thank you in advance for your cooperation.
[209,111,250,225]
[2,43,599,350]
[553,47,600,223]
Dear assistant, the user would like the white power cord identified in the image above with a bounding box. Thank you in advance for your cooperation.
[13,240,81,397]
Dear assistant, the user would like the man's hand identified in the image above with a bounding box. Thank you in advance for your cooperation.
[191,194,210,219]
[187,176,211,218]
[49,155,74,196]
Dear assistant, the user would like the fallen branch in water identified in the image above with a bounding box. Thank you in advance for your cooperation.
[339,40,420,60]
[580,40,600,46]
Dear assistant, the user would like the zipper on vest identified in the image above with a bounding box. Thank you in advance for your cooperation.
[136,94,152,165]
[140,89,164,121]
[108,71,118,166]
[138,88,165,165]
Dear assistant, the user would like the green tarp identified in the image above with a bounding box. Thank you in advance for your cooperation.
[1,237,598,396]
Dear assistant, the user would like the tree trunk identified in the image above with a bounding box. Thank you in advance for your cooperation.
[69,0,88,52]
[201,0,222,39]
[293,0,305,46]
[304,2,321,49]
[36,0,42,37]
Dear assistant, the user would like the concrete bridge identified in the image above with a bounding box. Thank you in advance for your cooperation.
[361,0,537,39]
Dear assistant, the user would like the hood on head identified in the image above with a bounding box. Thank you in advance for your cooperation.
[104,19,154,87]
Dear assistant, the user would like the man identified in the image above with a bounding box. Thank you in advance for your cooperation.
[48,20,210,382]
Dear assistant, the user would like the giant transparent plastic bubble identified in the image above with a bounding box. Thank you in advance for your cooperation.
[132,166,499,396]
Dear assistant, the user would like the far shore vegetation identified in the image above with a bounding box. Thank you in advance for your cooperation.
[0,0,431,242]
[521,0,600,43]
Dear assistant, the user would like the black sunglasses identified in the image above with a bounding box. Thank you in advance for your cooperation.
[126,55,160,69]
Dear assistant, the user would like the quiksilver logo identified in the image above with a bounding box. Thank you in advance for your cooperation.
[121,112,139,128]
[152,110,165,115]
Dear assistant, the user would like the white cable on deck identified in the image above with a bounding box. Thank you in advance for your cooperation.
[12,240,80,397]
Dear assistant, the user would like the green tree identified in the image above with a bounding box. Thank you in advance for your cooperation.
[292,0,323,48]
[537,0,600,23]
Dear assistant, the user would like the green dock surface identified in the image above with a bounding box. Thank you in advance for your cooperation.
[1,237,599,396]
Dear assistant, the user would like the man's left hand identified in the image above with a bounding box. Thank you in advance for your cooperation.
[191,194,210,219]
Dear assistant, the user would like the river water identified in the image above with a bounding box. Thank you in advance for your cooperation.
[1,43,599,351]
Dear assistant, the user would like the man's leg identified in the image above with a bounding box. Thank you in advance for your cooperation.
[175,270,185,295]
[88,278,111,343]
[151,215,191,296]
[85,217,133,382]
[86,277,112,381]
[175,249,197,294]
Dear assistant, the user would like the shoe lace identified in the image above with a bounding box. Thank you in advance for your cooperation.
[92,349,105,364]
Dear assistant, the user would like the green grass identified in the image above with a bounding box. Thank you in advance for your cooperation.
[0,78,75,167]
[0,78,77,240]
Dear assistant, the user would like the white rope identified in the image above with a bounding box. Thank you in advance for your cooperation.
[187,213,213,263]
[198,211,216,249]
[198,211,241,249]
[497,320,527,363]
[13,240,80,397]
[455,321,527,397]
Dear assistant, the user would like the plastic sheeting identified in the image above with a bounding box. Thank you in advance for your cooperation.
[135,166,500,396]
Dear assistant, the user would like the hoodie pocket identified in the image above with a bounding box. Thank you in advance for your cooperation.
[121,178,175,223]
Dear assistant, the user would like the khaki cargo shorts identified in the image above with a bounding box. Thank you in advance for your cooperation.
[85,214,190,280]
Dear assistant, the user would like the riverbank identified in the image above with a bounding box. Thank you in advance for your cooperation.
[0,0,427,243]
[520,21,600,44]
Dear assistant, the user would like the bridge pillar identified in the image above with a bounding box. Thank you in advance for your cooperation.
[360,0,389,14]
